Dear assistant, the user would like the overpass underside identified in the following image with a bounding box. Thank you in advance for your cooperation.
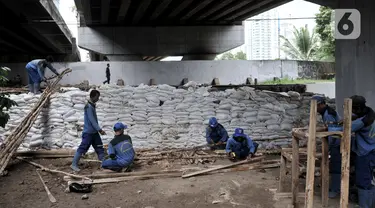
[75,0,291,60]
[0,0,80,62]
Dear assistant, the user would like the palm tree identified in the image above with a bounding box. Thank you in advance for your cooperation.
[280,25,319,61]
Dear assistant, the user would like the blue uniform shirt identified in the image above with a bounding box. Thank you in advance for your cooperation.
[206,124,228,143]
[83,101,101,134]
[26,59,59,79]
[107,135,135,167]
[225,135,256,154]
[351,117,375,156]
[321,107,341,147]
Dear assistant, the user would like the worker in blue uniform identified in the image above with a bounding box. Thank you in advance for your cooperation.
[349,95,375,208]
[25,56,60,94]
[225,128,259,161]
[312,95,342,198]
[71,90,106,172]
[206,117,228,150]
[102,122,135,172]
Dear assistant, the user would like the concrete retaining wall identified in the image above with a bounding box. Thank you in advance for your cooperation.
[2,60,334,86]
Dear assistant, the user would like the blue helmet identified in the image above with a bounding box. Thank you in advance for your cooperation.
[233,128,245,137]
[209,117,218,128]
[113,122,127,131]
[311,95,325,104]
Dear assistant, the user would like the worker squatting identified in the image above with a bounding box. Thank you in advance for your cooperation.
[311,95,375,208]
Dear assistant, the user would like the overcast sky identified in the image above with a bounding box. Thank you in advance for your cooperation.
[58,0,321,61]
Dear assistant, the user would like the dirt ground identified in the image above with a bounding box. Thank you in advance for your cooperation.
[0,156,347,208]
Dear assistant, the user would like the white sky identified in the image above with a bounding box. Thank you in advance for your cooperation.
[57,0,320,61]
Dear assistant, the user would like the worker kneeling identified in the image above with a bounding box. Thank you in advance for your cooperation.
[102,123,135,172]
[226,128,259,161]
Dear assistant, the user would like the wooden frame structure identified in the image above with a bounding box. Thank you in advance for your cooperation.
[278,98,352,208]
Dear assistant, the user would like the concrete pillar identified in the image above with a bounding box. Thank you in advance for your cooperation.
[181,54,217,60]
[106,55,143,61]
[336,0,375,112]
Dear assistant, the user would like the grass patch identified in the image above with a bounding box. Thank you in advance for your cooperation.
[261,77,335,85]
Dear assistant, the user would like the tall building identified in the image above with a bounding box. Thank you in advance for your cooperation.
[245,9,279,60]
[279,15,294,59]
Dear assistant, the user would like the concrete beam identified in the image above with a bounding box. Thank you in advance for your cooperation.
[78,26,244,56]
[132,0,152,25]
[0,27,45,54]
[117,0,131,23]
[304,0,337,8]
[229,0,292,20]
[80,0,92,25]
[101,0,110,24]
[168,0,194,18]
[196,0,236,21]
[150,0,173,21]
[224,0,274,20]
[209,0,253,21]
[181,0,214,21]
[182,54,217,60]
[0,40,27,53]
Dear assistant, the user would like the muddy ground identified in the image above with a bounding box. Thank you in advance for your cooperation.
[0,156,346,208]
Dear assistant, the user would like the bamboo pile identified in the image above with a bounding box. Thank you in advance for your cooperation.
[0,68,72,175]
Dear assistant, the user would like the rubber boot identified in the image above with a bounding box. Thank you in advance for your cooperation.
[357,187,375,208]
[33,83,40,94]
[329,173,341,198]
[28,84,34,94]
[71,152,81,172]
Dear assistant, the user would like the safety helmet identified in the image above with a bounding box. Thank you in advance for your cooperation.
[311,95,325,104]
[209,117,218,128]
[113,122,127,131]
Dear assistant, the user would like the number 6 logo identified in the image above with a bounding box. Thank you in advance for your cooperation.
[335,9,361,39]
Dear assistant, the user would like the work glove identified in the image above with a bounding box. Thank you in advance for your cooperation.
[216,141,223,145]
[109,154,116,160]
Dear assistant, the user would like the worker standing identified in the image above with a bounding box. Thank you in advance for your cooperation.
[102,122,135,172]
[206,117,228,150]
[25,56,60,94]
[311,95,342,198]
[225,128,258,161]
[71,90,106,172]
[103,63,111,84]
[349,95,375,208]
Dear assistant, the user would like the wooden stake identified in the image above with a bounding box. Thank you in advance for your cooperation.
[181,156,265,178]
[321,137,329,207]
[340,98,352,208]
[292,135,300,207]
[279,155,287,192]
[36,170,56,203]
[304,100,317,208]
[17,157,92,181]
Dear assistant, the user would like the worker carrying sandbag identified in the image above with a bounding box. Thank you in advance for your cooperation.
[226,128,258,161]
[206,117,228,150]
[25,56,60,94]
[102,122,135,172]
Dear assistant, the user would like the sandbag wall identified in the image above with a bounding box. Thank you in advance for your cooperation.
[0,84,319,152]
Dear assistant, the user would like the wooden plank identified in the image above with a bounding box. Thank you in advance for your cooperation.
[340,98,352,208]
[36,170,57,203]
[292,135,300,207]
[279,155,287,192]
[181,156,265,178]
[321,137,329,207]
[304,100,317,208]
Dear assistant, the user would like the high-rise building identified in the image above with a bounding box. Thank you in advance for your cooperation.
[245,9,279,60]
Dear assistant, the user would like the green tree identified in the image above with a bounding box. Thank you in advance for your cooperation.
[315,6,335,61]
[217,51,247,60]
[280,25,319,61]
[0,67,17,128]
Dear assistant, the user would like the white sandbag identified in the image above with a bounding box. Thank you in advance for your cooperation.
[29,140,43,148]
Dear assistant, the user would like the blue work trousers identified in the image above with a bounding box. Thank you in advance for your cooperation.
[26,65,41,93]
[234,146,250,159]
[329,145,342,174]
[355,151,375,190]
[102,159,131,172]
[77,133,104,160]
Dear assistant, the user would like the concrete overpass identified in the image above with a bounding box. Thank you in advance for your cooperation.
[74,0,292,61]
[0,0,80,62]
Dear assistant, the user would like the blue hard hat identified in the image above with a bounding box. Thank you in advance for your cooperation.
[311,95,325,104]
[113,122,127,131]
[209,117,218,127]
[233,128,245,137]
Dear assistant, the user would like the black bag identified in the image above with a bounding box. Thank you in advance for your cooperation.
[69,182,93,193]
